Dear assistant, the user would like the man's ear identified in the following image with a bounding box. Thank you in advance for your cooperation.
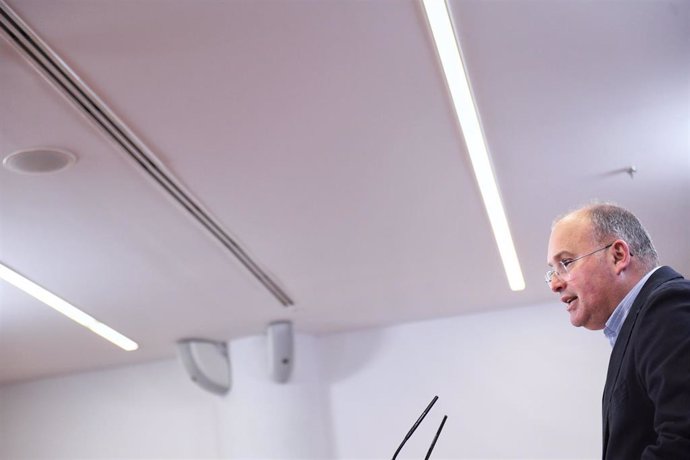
[611,240,632,274]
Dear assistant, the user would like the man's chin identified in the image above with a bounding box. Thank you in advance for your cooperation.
[569,312,586,328]
[570,314,606,331]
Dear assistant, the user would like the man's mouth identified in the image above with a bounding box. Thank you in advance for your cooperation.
[562,296,578,310]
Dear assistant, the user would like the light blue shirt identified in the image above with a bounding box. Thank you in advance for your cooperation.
[604,267,661,347]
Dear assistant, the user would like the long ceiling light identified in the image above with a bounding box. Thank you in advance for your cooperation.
[422,0,525,291]
[0,262,139,351]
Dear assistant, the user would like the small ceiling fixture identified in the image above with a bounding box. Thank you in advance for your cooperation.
[3,148,77,174]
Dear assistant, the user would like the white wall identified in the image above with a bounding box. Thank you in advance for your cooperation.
[218,335,334,459]
[0,359,220,459]
[323,303,610,459]
[0,303,611,459]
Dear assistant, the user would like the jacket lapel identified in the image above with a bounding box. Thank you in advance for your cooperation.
[601,267,682,444]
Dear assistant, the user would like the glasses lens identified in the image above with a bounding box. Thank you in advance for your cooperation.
[546,263,568,284]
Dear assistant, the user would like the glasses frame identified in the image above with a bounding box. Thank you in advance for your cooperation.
[545,242,614,284]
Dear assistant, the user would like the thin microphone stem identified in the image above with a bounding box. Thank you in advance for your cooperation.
[424,415,447,460]
[391,395,438,460]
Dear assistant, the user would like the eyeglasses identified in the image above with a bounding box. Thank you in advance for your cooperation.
[545,243,613,284]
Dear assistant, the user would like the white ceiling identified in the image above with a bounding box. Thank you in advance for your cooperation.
[1,0,688,385]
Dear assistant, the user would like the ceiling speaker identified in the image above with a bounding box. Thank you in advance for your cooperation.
[177,338,231,395]
[267,321,293,383]
[3,148,76,174]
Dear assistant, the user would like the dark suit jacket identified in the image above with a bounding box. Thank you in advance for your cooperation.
[602,266,690,459]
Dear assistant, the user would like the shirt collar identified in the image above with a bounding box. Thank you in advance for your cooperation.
[603,266,660,347]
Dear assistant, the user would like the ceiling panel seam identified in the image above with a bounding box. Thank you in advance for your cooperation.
[0,0,294,306]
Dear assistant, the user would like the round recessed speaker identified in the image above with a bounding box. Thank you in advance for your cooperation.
[3,148,77,174]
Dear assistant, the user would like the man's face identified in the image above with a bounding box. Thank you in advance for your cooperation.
[546,213,617,330]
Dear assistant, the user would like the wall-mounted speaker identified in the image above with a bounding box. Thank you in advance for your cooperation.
[267,321,293,383]
[177,338,231,396]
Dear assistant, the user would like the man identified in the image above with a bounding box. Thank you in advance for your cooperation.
[546,203,690,458]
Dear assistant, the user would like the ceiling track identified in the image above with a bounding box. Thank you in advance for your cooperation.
[0,1,294,307]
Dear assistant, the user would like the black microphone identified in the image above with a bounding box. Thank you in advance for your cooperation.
[391,395,447,460]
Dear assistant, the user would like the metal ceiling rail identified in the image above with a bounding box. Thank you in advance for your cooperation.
[0,1,294,306]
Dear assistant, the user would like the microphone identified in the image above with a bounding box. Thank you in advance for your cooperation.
[391,395,448,460]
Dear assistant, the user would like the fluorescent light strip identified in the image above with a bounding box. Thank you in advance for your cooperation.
[0,262,139,351]
[422,0,525,291]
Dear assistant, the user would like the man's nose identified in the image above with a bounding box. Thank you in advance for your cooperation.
[549,274,566,293]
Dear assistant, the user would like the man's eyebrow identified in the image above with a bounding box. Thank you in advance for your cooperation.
[548,250,572,266]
